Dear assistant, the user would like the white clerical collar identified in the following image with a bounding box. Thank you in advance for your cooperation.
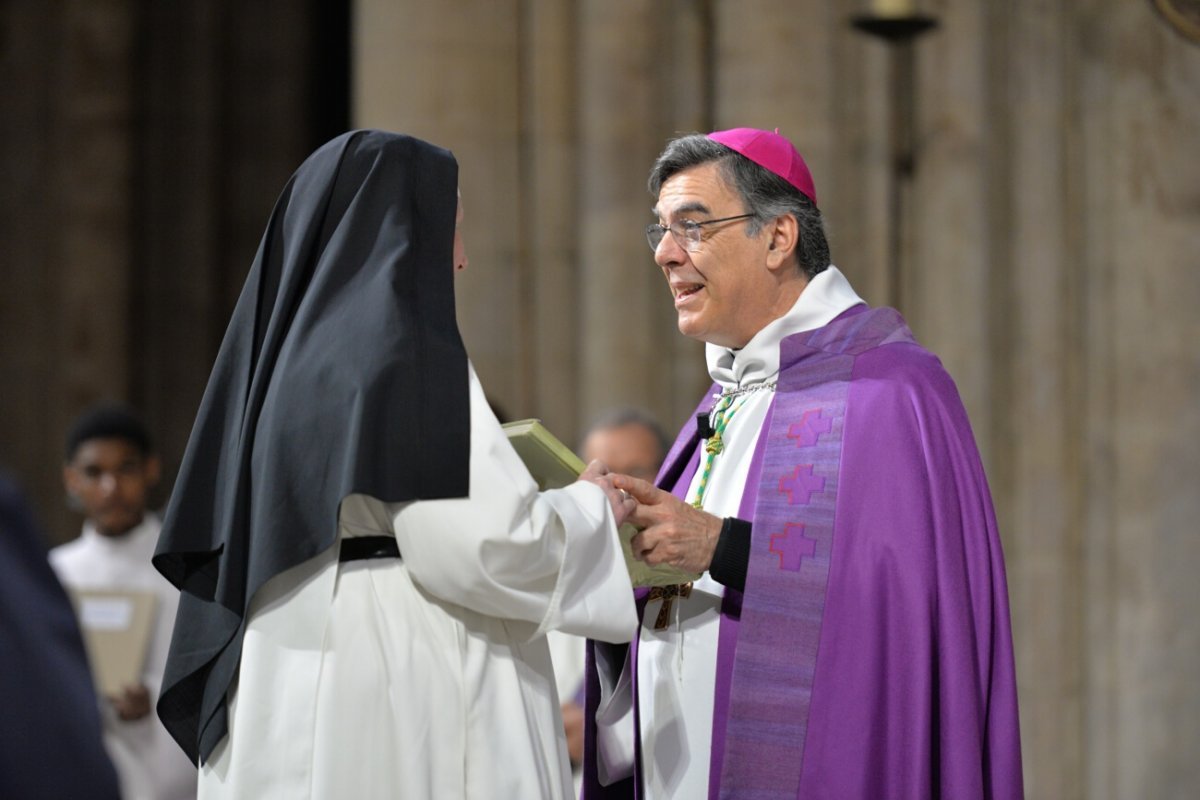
[706,265,864,389]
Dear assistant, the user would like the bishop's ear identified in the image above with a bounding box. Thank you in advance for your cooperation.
[764,213,799,272]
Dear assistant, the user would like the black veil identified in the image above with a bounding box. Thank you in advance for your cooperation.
[153,130,470,762]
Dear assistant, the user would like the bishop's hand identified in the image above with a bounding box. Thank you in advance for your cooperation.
[613,474,722,574]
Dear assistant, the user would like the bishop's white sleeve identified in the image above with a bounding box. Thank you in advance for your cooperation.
[390,363,636,644]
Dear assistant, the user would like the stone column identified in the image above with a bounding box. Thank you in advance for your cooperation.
[134,1,337,514]
[1079,5,1200,797]
[996,3,1087,796]
[355,0,524,412]
[519,1,580,437]
[576,0,682,430]
[0,0,137,540]
[133,0,226,499]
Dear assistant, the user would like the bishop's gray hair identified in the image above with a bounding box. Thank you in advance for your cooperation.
[648,134,831,279]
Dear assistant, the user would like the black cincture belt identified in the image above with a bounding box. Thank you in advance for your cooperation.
[339,536,401,562]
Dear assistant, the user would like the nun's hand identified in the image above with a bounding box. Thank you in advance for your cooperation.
[579,459,637,527]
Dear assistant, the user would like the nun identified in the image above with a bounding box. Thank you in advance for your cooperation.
[153,130,636,799]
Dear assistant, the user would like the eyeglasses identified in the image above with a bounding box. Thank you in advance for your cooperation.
[645,213,756,252]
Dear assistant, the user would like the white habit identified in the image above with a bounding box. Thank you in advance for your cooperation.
[200,363,636,799]
[50,513,198,800]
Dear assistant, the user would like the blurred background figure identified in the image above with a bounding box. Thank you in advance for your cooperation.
[51,405,197,800]
[0,468,120,799]
[579,408,672,484]
[548,407,670,794]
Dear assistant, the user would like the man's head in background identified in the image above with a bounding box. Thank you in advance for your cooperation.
[63,405,160,537]
[580,407,670,483]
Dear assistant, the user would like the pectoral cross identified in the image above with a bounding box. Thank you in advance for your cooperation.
[647,582,693,630]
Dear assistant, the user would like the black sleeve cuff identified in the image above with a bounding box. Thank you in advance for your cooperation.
[709,516,751,592]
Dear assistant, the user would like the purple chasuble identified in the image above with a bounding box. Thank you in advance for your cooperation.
[583,305,1023,800]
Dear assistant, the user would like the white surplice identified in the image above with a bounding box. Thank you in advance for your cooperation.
[50,514,199,800]
[596,267,864,798]
[199,363,636,800]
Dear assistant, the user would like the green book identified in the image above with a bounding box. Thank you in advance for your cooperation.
[502,418,586,490]
[502,419,700,588]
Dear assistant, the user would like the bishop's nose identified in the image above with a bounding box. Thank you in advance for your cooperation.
[654,230,688,269]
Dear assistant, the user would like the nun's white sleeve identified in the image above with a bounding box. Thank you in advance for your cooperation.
[391,363,635,643]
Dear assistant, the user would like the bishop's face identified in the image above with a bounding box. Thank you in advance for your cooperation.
[453,195,469,275]
[651,162,778,349]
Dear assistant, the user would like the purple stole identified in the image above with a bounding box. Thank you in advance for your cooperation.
[589,305,1023,799]
[645,306,913,799]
